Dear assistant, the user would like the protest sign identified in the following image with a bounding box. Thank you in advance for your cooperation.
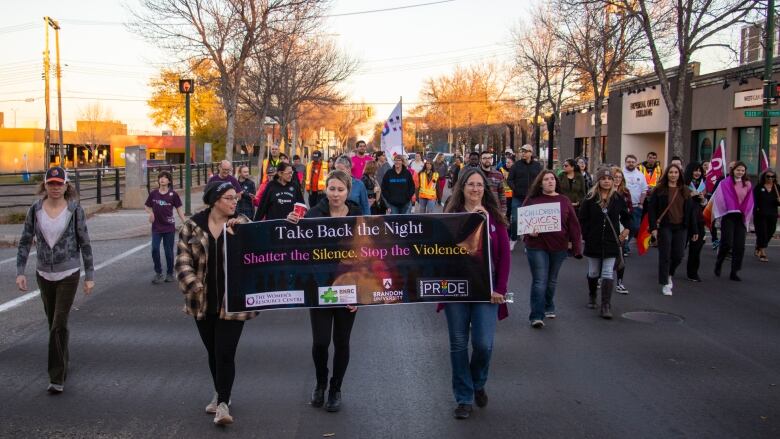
[224,213,492,312]
[517,202,561,235]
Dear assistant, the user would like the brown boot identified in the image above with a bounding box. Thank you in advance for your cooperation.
[600,279,614,319]
[587,276,598,309]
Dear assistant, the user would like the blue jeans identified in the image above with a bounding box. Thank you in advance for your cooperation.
[152,231,175,275]
[510,197,523,240]
[625,207,643,252]
[444,303,498,405]
[526,248,568,321]
[387,202,411,214]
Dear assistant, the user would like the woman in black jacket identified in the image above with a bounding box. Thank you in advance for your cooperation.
[754,169,780,262]
[647,164,700,296]
[254,162,304,221]
[579,168,631,319]
[286,170,361,413]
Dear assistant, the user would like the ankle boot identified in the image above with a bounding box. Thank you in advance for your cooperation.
[587,277,598,309]
[600,279,614,319]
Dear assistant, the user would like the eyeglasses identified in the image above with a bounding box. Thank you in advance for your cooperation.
[220,196,239,203]
[465,182,485,189]
[768,175,777,179]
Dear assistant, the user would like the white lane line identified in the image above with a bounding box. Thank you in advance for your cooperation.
[0,243,150,313]
[0,252,35,266]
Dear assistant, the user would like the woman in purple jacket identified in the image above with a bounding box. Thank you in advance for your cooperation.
[440,167,510,420]
[523,170,583,328]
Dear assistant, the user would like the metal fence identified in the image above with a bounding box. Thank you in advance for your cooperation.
[145,160,253,194]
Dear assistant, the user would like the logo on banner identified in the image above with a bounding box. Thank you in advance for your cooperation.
[383,278,393,289]
[372,278,404,303]
[318,285,357,305]
[418,279,470,297]
[245,290,305,308]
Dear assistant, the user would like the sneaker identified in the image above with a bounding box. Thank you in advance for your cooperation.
[531,319,545,329]
[616,283,629,294]
[544,311,556,319]
[687,274,702,282]
[213,402,233,425]
[47,383,64,394]
[662,284,673,296]
[152,273,165,284]
[668,276,673,288]
[206,394,230,414]
[474,388,488,408]
[509,240,517,251]
[712,240,720,251]
[165,273,175,282]
[453,404,473,419]
[623,249,630,257]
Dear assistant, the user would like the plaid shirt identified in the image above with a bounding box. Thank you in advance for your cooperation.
[483,167,507,213]
[175,211,257,321]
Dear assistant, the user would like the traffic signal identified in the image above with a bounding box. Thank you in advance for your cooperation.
[179,79,195,94]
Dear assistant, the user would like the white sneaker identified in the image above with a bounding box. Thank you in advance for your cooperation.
[662,284,673,296]
[205,393,231,414]
[616,283,629,294]
[214,402,234,425]
[47,383,64,394]
[509,240,517,251]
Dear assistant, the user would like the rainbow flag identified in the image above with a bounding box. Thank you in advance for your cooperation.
[636,213,652,255]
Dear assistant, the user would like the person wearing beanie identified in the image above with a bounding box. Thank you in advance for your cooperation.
[578,167,631,318]
[175,180,257,426]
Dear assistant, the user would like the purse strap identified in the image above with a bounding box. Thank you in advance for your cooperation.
[656,188,680,226]
[599,198,625,266]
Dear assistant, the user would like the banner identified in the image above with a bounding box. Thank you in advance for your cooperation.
[705,139,726,194]
[380,100,404,158]
[224,213,492,312]
[517,202,561,235]
[760,148,770,173]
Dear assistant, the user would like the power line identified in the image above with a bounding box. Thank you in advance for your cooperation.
[322,0,455,17]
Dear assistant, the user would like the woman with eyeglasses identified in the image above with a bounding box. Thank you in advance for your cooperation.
[175,181,258,426]
[254,162,304,221]
[753,169,780,262]
[16,166,94,394]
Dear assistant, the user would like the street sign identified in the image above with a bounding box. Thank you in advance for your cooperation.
[744,110,780,117]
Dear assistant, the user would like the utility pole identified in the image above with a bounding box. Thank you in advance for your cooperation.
[47,17,65,168]
[43,18,51,169]
[762,0,775,162]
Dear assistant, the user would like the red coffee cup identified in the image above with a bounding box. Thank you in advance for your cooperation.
[293,202,308,217]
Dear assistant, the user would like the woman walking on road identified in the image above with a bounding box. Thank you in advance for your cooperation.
[439,167,510,419]
[684,163,707,281]
[753,169,780,262]
[579,168,631,318]
[711,162,753,280]
[611,167,633,293]
[647,164,699,294]
[145,170,186,284]
[417,160,439,213]
[286,170,362,413]
[175,181,258,426]
[253,162,304,221]
[558,158,587,208]
[523,170,582,328]
[15,166,94,394]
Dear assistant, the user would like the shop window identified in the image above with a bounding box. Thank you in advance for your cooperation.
[693,129,727,163]
[738,127,761,174]
[770,126,778,169]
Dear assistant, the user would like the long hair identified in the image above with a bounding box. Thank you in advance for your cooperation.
[37,181,78,201]
[729,161,750,187]
[585,168,619,208]
[564,158,581,175]
[444,167,508,227]
[611,166,627,194]
[684,162,705,186]
[363,160,378,178]
[526,169,560,200]
[758,169,778,188]
[655,163,691,198]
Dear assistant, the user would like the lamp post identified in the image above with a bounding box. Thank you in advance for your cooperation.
[179,79,195,215]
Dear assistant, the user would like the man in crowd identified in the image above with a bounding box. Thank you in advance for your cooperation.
[638,151,662,188]
[479,150,507,215]
[261,143,283,184]
[305,150,328,207]
[208,160,243,194]
[351,140,372,179]
[375,151,391,183]
[622,154,648,256]
[467,151,480,167]
[507,144,542,250]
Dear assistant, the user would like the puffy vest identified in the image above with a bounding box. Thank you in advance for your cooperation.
[500,168,513,198]
[261,157,283,184]
[305,161,328,191]
[418,172,438,199]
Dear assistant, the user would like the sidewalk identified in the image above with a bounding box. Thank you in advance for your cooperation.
[0,191,205,247]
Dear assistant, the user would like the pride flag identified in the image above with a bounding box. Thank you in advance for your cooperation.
[706,176,754,229]
[705,139,726,194]
[636,213,652,255]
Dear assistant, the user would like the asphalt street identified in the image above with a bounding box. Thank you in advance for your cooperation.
[0,231,778,438]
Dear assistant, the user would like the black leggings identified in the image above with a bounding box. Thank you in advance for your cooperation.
[755,213,778,249]
[310,308,356,391]
[196,315,245,404]
[717,213,746,273]
[657,225,686,285]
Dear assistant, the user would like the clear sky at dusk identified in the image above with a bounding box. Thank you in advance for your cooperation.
[0,0,736,135]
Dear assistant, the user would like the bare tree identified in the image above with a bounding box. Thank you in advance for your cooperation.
[599,0,758,158]
[544,0,645,165]
[130,0,322,161]
[77,102,116,167]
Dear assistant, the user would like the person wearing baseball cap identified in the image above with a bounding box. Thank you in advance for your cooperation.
[16,165,94,394]
[507,144,543,249]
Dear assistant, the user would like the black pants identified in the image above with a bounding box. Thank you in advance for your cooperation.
[657,225,686,285]
[717,213,746,273]
[310,308,356,391]
[196,315,245,404]
[687,236,705,277]
[755,213,778,249]
[37,271,80,385]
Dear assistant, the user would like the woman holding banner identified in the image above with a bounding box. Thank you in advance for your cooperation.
[287,170,362,413]
[711,162,753,281]
[522,170,582,328]
[175,181,257,426]
[440,167,510,420]
[579,168,631,318]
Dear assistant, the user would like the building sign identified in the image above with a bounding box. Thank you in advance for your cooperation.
[630,98,661,118]
[734,89,763,109]
[621,88,669,134]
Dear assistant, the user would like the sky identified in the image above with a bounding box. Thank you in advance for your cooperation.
[0,0,738,135]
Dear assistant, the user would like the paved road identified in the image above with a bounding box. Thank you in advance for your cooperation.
[0,229,778,438]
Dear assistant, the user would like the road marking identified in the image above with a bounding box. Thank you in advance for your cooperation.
[0,243,150,313]
[0,252,35,266]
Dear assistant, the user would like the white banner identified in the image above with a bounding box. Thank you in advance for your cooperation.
[733,89,763,109]
[381,100,404,158]
[517,202,562,235]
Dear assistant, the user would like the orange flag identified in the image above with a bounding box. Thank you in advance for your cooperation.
[637,213,652,255]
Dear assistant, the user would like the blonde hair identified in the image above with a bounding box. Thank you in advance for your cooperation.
[586,168,618,208]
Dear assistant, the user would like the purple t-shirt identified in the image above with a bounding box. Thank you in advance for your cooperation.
[145,189,182,234]
[208,174,242,193]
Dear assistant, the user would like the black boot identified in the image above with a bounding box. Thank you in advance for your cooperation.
[587,276,598,309]
[600,279,614,319]
[325,391,342,412]
[311,386,326,408]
